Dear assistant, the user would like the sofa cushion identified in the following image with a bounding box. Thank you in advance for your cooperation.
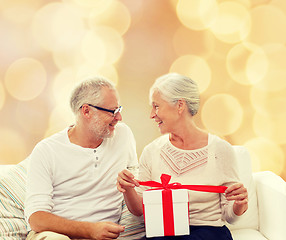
[0,160,28,239]
[118,202,145,239]
[231,229,267,240]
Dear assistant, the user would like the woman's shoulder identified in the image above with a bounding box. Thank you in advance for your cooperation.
[209,133,232,149]
[143,134,169,152]
[209,133,236,164]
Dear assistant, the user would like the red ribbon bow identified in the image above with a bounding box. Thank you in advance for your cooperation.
[138,174,227,193]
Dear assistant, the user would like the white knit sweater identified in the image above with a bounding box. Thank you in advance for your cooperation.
[138,133,239,226]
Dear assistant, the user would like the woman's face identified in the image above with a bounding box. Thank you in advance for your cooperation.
[150,91,179,134]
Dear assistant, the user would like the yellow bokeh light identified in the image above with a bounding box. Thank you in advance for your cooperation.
[210,1,251,43]
[4,58,47,101]
[244,138,284,175]
[0,83,5,110]
[0,0,286,182]
[95,27,124,65]
[77,64,118,86]
[233,0,251,8]
[254,44,286,92]
[15,100,50,135]
[32,2,86,51]
[44,105,75,139]
[89,0,131,36]
[169,0,178,8]
[247,4,286,45]
[52,68,82,107]
[170,55,211,93]
[0,128,28,164]
[253,112,286,145]
[176,0,218,30]
[1,0,40,24]
[226,42,268,85]
[271,0,286,13]
[251,0,272,7]
[173,26,215,59]
[71,0,113,9]
[201,94,243,135]
[250,87,286,117]
[81,31,106,68]
[82,27,124,68]
[0,0,39,8]
[52,43,84,70]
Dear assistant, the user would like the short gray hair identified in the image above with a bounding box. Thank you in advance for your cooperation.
[70,76,116,116]
[150,73,200,116]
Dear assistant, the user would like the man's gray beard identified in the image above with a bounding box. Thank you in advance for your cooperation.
[90,115,115,140]
[90,126,111,140]
[91,123,114,139]
[102,129,114,139]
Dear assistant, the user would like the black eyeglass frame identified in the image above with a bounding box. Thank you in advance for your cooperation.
[81,104,122,116]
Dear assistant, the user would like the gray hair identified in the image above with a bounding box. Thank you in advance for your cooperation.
[150,73,200,116]
[70,76,116,116]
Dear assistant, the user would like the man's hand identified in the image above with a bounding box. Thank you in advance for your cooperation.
[29,212,124,240]
[89,222,125,240]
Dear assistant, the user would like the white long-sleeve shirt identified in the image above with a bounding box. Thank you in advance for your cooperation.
[138,133,239,226]
[25,122,138,224]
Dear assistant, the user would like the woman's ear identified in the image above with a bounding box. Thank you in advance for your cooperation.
[177,99,186,114]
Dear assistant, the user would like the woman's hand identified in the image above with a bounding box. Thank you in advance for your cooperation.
[117,170,143,216]
[225,183,248,216]
[117,169,140,193]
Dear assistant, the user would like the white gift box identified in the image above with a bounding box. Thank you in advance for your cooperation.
[143,189,190,238]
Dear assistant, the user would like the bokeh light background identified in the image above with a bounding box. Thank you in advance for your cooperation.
[0,0,286,181]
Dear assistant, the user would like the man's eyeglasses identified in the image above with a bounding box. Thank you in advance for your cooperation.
[82,104,122,117]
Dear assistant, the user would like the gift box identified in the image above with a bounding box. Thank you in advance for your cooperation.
[143,188,190,237]
[139,174,228,238]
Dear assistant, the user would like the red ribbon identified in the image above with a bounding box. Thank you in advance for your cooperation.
[138,174,227,193]
[140,174,227,236]
[162,189,174,236]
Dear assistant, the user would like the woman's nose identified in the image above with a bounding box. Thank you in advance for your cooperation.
[150,109,156,119]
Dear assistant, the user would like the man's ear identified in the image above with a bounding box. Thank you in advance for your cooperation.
[81,104,92,119]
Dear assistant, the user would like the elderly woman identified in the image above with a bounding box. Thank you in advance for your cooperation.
[117,73,248,240]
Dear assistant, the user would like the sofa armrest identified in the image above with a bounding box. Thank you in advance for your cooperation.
[253,171,286,240]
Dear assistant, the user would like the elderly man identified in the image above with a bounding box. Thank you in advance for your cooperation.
[25,76,138,240]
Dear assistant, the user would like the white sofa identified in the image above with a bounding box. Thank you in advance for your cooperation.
[225,146,286,240]
[0,146,285,240]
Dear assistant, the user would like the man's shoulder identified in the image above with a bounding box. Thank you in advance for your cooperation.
[35,128,68,148]
[115,122,129,130]
[115,122,133,136]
